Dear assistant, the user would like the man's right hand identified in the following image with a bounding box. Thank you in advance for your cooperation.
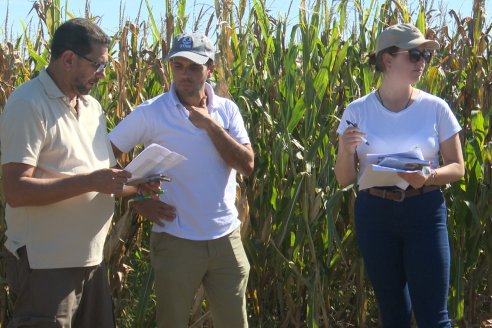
[2,163,131,207]
[90,168,131,196]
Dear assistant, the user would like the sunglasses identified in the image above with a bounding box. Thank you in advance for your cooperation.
[393,49,433,63]
[71,49,109,73]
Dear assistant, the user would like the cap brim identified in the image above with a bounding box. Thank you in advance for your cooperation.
[165,51,210,65]
[399,39,440,50]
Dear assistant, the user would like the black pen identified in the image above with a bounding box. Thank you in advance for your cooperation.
[346,120,370,145]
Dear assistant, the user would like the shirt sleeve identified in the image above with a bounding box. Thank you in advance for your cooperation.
[336,105,357,135]
[109,107,148,153]
[225,100,250,145]
[0,97,46,166]
[437,100,461,143]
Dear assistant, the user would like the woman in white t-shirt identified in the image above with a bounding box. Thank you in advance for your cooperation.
[335,24,464,327]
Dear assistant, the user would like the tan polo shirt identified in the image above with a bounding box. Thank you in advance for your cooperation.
[0,69,116,269]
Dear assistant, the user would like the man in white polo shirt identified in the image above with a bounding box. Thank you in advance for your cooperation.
[109,32,254,327]
[0,18,131,327]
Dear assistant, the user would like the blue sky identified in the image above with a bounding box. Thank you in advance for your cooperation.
[0,0,488,38]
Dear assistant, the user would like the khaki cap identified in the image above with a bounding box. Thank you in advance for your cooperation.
[376,24,440,54]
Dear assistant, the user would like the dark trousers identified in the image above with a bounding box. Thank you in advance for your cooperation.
[355,189,451,328]
[5,247,115,328]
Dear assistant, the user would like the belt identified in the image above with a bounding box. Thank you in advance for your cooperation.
[361,186,440,202]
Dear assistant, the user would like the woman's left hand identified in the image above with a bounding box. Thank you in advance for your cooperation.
[397,171,427,189]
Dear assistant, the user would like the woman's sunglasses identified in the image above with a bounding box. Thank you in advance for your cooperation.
[393,49,433,63]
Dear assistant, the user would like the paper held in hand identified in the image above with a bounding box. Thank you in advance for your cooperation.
[358,147,432,190]
[124,143,187,185]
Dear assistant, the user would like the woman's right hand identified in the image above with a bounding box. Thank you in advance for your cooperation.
[339,126,366,155]
[334,127,363,187]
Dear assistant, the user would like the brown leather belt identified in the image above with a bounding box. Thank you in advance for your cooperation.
[361,186,440,202]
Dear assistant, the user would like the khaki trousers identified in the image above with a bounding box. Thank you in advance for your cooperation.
[150,228,250,328]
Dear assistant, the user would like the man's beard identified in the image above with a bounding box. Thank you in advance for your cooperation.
[75,79,96,95]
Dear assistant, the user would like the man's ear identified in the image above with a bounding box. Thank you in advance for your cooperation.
[207,63,215,77]
[59,49,76,71]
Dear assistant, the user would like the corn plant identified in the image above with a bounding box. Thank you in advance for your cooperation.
[0,0,491,327]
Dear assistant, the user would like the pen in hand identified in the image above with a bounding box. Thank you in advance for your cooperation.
[129,189,165,203]
[346,120,370,145]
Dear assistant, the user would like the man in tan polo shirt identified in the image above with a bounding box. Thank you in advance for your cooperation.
[0,18,131,328]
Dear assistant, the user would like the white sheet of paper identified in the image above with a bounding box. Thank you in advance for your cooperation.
[125,143,187,183]
[358,147,426,190]
[358,165,410,190]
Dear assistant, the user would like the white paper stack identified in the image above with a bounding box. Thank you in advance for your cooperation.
[124,143,187,185]
[358,148,432,190]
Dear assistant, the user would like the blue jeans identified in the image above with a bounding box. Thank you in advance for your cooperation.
[355,189,451,328]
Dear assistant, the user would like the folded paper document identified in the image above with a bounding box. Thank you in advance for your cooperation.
[376,157,431,171]
[358,148,432,190]
[124,143,187,185]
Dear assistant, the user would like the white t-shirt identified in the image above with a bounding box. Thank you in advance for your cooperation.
[0,69,116,269]
[337,90,461,183]
[109,82,250,240]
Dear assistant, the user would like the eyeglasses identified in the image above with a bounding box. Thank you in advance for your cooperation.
[71,49,108,73]
[393,49,433,63]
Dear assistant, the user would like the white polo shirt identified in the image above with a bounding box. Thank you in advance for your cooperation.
[109,82,250,240]
[0,69,116,269]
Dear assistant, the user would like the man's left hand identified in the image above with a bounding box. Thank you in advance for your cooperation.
[131,198,176,227]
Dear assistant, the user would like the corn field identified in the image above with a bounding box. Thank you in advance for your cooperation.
[0,0,491,327]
